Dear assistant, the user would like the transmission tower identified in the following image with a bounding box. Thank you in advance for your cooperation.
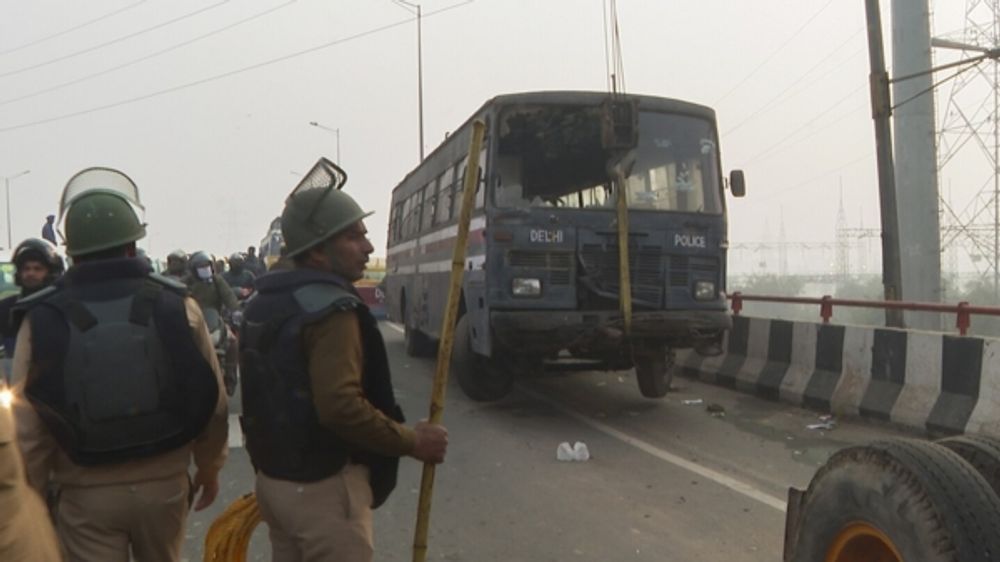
[936,0,1000,298]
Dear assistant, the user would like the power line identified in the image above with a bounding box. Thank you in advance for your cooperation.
[737,83,867,168]
[0,0,298,108]
[713,0,836,105]
[0,0,151,57]
[724,28,865,136]
[0,0,475,134]
[0,0,230,80]
[749,153,874,204]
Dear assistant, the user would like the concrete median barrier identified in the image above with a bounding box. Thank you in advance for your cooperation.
[676,316,1000,440]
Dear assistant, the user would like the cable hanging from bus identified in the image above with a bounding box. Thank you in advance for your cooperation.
[384,91,746,401]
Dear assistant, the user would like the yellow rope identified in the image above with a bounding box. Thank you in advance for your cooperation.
[203,493,262,562]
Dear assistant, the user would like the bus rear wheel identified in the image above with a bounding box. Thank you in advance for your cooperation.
[633,344,673,398]
[786,439,1000,562]
[452,316,513,402]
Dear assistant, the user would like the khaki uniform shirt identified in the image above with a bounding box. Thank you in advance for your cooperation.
[305,310,415,457]
[0,394,61,561]
[13,297,228,491]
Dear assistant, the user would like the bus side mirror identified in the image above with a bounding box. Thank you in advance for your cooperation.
[729,170,746,198]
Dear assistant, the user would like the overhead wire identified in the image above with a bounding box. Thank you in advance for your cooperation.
[0,0,231,80]
[0,0,151,57]
[737,83,867,168]
[723,28,865,136]
[0,0,476,133]
[713,0,836,105]
[0,0,298,108]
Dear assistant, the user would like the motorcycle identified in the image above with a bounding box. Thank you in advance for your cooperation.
[203,307,239,397]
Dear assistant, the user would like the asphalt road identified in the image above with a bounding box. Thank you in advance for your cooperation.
[181,322,917,562]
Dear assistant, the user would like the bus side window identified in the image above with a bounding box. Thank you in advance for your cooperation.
[436,168,454,224]
[409,188,425,237]
[422,179,438,231]
[400,197,413,240]
[452,158,467,218]
[476,144,487,209]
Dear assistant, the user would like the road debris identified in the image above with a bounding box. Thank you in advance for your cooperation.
[556,441,591,462]
[706,403,726,417]
[807,414,836,431]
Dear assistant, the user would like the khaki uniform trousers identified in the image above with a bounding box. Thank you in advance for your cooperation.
[256,463,374,562]
[55,473,190,562]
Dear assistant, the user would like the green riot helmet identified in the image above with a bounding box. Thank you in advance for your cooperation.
[59,167,146,258]
[281,158,372,257]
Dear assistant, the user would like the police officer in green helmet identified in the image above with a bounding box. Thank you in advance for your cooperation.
[11,167,229,562]
[240,159,448,562]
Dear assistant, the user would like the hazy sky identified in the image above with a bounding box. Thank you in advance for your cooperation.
[0,0,973,272]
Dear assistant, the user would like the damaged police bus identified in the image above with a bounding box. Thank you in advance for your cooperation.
[385,91,745,401]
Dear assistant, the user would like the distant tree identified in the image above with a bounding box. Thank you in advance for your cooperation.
[833,275,884,327]
[955,279,1000,337]
[729,274,812,322]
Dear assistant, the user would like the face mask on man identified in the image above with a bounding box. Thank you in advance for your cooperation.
[196,266,213,281]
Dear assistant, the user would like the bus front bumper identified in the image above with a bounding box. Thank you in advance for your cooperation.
[490,309,732,354]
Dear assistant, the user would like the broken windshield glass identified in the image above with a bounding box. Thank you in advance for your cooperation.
[494,105,722,213]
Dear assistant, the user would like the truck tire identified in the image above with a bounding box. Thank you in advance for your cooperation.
[634,346,673,399]
[787,438,1000,562]
[938,435,1000,495]
[453,315,513,402]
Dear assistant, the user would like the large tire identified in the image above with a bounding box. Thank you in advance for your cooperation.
[634,345,673,399]
[401,298,435,358]
[938,435,1000,495]
[452,316,513,402]
[404,322,436,358]
[787,438,1000,562]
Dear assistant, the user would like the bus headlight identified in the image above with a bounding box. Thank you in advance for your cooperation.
[512,278,542,297]
[694,280,716,301]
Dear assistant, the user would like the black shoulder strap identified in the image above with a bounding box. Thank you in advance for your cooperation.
[46,292,98,333]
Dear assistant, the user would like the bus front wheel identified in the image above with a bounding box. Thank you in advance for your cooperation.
[633,344,673,399]
[452,316,513,402]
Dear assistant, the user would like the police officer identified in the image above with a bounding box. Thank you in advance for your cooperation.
[0,394,61,562]
[0,238,64,361]
[165,249,188,280]
[241,180,448,562]
[12,167,228,562]
[222,252,256,298]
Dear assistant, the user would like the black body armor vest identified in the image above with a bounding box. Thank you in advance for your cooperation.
[19,258,219,466]
[240,268,404,508]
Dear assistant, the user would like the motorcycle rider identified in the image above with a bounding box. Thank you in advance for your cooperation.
[12,167,228,561]
[0,238,64,362]
[222,252,256,299]
[187,251,239,395]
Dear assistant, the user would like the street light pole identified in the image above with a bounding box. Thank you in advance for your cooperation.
[2,170,30,251]
[393,0,425,161]
[309,121,342,164]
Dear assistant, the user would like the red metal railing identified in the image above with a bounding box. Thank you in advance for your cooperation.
[728,292,1000,336]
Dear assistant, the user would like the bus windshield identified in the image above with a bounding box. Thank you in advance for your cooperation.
[494,106,722,214]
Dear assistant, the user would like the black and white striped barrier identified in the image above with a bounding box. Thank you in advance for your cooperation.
[677,316,1000,439]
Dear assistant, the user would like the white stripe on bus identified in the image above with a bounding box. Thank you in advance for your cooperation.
[387,216,487,257]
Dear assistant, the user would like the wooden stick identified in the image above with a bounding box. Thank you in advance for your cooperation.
[412,119,486,562]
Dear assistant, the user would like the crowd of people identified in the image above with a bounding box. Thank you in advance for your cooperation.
[1,165,449,562]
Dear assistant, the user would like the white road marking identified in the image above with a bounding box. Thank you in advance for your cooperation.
[228,414,244,449]
[385,321,405,334]
[518,386,789,513]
